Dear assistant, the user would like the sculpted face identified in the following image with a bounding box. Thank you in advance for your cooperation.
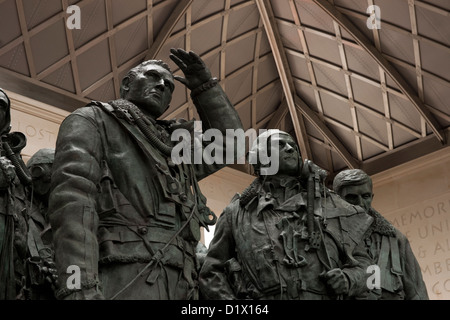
[123,64,175,118]
[269,133,301,176]
[30,163,53,198]
[338,181,373,212]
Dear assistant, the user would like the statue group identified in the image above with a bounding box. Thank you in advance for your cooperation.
[0,48,428,300]
[0,89,56,300]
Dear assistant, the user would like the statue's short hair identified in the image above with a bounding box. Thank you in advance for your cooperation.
[27,148,55,168]
[0,88,10,107]
[0,88,11,135]
[120,60,173,98]
[333,169,372,195]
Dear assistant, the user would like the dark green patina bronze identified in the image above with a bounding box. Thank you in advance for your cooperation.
[333,169,429,300]
[199,130,375,300]
[48,49,243,300]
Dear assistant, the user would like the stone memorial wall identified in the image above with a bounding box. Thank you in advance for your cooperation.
[372,148,450,300]
[6,90,69,163]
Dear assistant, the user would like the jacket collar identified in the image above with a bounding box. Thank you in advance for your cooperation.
[255,176,304,215]
[368,208,397,237]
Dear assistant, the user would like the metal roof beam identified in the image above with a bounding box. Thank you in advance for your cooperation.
[366,0,394,149]
[257,0,359,168]
[267,99,289,129]
[312,0,446,144]
[415,0,450,16]
[15,0,36,78]
[362,128,450,175]
[335,5,450,55]
[290,0,339,172]
[293,95,360,168]
[36,9,149,81]
[145,0,193,60]
[144,0,193,60]
[293,76,422,139]
[0,66,89,112]
[62,0,82,95]
[255,0,311,159]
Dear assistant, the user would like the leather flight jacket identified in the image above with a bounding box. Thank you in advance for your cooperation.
[49,82,243,299]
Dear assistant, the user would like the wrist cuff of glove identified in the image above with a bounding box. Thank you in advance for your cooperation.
[190,78,219,98]
[55,278,101,300]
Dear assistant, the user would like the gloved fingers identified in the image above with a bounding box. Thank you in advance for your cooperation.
[188,50,205,67]
[172,48,198,65]
[325,269,348,295]
[169,49,188,72]
[326,274,343,287]
[173,75,187,85]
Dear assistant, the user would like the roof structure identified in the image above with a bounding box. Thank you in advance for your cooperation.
[0,0,449,182]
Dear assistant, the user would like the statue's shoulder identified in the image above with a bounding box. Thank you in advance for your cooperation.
[230,192,241,202]
[325,190,367,217]
[82,100,118,117]
[59,104,100,128]
[78,100,132,124]
[88,100,114,111]
[223,193,242,212]
[238,178,261,208]
[219,193,247,220]
[66,101,111,119]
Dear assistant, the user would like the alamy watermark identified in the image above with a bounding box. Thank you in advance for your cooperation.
[65,263,381,291]
[367,5,381,30]
[66,5,81,30]
[366,264,381,290]
[170,122,281,175]
[65,4,381,31]
[66,265,81,290]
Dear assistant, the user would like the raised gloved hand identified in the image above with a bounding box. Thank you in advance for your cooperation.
[169,48,212,91]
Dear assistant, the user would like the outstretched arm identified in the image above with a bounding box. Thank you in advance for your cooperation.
[169,48,244,180]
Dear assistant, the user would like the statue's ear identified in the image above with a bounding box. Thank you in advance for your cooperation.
[121,76,131,96]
